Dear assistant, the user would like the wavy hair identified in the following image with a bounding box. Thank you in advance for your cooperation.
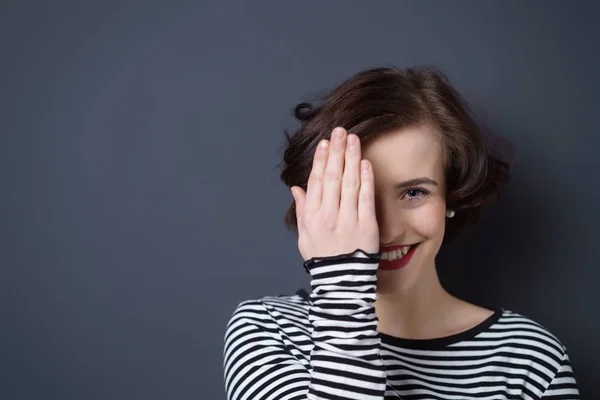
[279,66,511,246]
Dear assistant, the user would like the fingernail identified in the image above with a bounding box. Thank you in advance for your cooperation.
[333,127,344,141]
[348,134,356,147]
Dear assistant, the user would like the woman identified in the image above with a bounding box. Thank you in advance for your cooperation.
[222,67,580,399]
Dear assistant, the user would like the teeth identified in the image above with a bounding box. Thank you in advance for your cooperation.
[380,244,416,260]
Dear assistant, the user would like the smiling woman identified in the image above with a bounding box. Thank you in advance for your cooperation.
[222,67,580,399]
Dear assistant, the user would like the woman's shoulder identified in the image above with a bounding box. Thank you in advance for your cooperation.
[489,308,578,393]
[491,308,571,356]
[226,289,311,326]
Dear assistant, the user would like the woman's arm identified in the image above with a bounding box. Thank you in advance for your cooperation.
[223,250,386,400]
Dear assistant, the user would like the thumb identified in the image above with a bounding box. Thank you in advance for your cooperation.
[290,186,305,226]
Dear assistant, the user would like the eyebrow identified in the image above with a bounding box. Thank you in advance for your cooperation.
[394,177,439,190]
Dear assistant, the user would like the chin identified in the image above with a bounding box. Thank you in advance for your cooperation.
[376,268,421,296]
[375,240,439,296]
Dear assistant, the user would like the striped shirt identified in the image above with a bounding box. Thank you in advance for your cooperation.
[223,249,579,399]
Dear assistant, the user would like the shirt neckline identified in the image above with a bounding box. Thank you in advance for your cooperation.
[294,289,504,350]
[378,308,504,350]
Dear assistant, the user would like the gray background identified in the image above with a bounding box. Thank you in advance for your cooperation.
[2,1,598,398]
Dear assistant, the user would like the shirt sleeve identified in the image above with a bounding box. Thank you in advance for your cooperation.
[223,249,387,400]
[539,347,580,399]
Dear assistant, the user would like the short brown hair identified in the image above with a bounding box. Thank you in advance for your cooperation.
[279,66,511,246]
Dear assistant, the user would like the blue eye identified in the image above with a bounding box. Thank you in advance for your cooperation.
[403,187,429,201]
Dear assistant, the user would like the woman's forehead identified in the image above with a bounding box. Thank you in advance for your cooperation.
[362,125,444,182]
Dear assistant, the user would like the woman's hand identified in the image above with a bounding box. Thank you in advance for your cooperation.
[290,127,379,261]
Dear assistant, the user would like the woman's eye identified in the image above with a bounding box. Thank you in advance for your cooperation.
[404,188,429,201]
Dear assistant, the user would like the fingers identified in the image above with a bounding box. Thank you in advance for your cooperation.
[358,159,376,224]
[304,139,329,214]
[301,127,374,231]
[292,126,379,259]
[320,127,347,221]
[339,133,361,222]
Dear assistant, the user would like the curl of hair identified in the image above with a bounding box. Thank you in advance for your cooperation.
[279,66,512,246]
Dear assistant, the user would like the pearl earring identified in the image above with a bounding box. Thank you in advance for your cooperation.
[446,210,455,218]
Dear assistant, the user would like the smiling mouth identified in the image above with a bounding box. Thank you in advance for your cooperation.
[380,243,419,261]
[378,243,420,271]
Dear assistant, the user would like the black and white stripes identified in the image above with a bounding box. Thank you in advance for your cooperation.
[305,249,386,399]
[223,251,579,399]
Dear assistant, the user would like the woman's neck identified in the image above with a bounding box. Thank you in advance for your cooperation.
[373,267,462,340]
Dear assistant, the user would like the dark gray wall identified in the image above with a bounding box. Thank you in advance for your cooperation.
[2,1,598,398]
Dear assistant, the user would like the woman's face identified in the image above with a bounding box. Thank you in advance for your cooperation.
[362,124,448,296]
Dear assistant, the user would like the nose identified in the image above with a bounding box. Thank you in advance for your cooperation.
[379,222,405,245]
[375,198,405,245]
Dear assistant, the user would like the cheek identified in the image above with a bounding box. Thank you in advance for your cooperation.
[409,201,446,238]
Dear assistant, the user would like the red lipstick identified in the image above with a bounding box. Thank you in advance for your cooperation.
[380,244,414,253]
[378,243,419,271]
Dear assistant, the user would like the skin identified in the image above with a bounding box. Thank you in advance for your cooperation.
[362,124,494,339]
[293,125,494,340]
